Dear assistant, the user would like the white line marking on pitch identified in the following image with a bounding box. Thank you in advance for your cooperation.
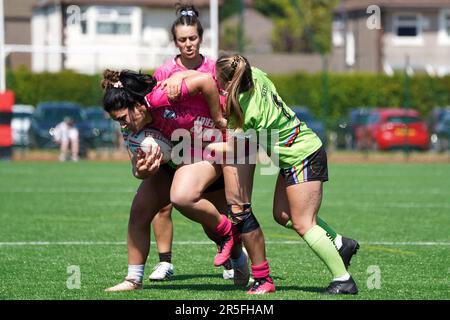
[0,241,449,246]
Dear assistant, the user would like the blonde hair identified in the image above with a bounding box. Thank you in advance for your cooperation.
[216,54,253,129]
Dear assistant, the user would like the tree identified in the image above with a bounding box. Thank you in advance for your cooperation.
[219,0,242,20]
[253,0,338,54]
[219,0,246,51]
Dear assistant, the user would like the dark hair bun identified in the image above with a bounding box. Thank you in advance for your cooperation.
[101,69,120,90]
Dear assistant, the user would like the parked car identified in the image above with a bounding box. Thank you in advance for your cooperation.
[428,107,450,151]
[85,106,120,148]
[365,108,430,151]
[29,102,96,156]
[335,107,372,150]
[427,107,450,133]
[291,106,327,145]
[433,111,450,152]
[11,104,34,147]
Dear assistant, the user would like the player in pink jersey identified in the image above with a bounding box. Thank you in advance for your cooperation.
[101,69,250,292]
[144,3,233,282]
[152,68,275,295]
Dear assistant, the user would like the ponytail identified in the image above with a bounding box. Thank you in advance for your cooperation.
[216,54,253,129]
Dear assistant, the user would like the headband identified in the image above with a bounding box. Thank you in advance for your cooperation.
[180,10,195,17]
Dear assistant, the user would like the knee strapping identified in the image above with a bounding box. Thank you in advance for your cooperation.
[227,203,260,233]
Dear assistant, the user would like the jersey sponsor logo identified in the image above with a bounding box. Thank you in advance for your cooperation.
[164,109,177,119]
[261,84,268,99]
[194,116,215,128]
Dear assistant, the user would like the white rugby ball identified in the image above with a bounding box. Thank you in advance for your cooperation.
[127,128,172,163]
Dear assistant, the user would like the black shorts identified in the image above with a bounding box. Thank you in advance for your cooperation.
[161,163,224,193]
[279,145,329,186]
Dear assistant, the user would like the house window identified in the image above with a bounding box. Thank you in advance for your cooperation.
[80,7,88,34]
[395,15,420,37]
[392,13,423,45]
[438,9,450,45]
[95,7,133,35]
[332,18,345,47]
[80,20,87,34]
[445,14,450,36]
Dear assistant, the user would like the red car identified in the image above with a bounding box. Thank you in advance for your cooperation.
[364,108,430,151]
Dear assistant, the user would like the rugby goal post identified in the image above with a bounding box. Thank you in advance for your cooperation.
[0,0,5,92]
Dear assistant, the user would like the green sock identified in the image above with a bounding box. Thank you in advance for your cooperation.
[316,216,338,241]
[303,225,347,278]
[285,217,340,242]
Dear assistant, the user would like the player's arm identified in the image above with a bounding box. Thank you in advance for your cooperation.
[161,70,199,100]
[203,141,229,154]
[203,135,246,155]
[184,73,228,129]
[128,148,144,179]
[203,128,254,162]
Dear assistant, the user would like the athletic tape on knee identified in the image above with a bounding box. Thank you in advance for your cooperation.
[227,203,260,233]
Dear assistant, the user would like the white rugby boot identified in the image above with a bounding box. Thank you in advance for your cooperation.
[148,262,174,281]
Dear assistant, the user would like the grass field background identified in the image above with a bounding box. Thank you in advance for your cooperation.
[0,161,449,300]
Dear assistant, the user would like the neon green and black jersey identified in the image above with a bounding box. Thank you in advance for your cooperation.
[233,67,322,168]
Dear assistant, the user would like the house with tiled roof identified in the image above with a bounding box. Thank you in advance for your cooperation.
[31,0,222,73]
[332,0,450,75]
[4,0,35,69]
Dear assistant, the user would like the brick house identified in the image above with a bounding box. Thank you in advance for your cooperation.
[4,0,35,69]
[333,0,450,75]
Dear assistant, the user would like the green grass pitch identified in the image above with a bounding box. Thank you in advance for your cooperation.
[0,161,449,300]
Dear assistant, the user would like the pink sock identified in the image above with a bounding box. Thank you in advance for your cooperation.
[252,260,270,279]
[214,215,232,237]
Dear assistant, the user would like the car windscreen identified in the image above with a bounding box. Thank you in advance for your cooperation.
[367,114,380,124]
[41,108,84,123]
[443,114,450,127]
[386,116,421,124]
[86,111,108,121]
[352,114,370,125]
[13,112,33,119]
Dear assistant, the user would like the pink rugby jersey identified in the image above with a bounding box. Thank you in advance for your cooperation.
[153,55,216,81]
[144,81,220,143]
[154,55,227,107]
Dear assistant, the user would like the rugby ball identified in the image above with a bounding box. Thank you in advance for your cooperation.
[127,128,172,163]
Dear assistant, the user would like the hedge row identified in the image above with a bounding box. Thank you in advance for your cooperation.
[6,68,450,123]
[270,72,450,124]
[6,68,103,108]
